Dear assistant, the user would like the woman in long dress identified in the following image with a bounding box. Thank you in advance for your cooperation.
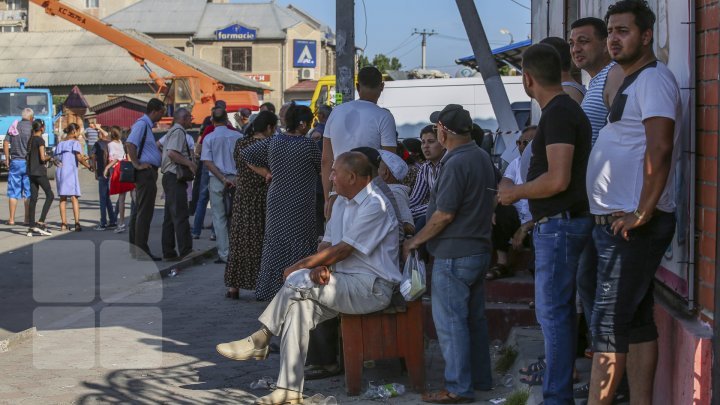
[55,123,91,231]
[224,111,277,299]
[242,104,321,301]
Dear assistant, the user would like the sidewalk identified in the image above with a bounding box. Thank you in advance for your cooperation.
[0,170,216,341]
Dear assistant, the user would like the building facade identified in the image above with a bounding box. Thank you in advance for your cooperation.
[0,0,141,32]
[104,0,335,108]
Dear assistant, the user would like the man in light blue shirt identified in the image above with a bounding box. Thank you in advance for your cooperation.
[201,108,241,263]
[127,98,166,261]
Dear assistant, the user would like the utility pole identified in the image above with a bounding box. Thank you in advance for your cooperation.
[455,0,518,133]
[335,0,355,105]
[412,29,437,70]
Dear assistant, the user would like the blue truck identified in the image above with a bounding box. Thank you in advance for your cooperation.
[0,79,56,172]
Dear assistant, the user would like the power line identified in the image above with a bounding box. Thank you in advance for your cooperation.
[507,0,530,10]
[385,34,417,56]
[396,44,419,59]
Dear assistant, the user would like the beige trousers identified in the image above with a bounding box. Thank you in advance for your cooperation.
[258,271,395,392]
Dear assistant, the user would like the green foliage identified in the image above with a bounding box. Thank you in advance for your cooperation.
[358,53,403,73]
[494,345,519,374]
[505,388,530,405]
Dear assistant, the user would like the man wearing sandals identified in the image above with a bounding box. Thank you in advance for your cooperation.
[498,44,593,404]
[403,104,496,404]
[215,151,401,405]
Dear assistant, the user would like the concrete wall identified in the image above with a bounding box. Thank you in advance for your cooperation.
[28,0,140,32]
[695,0,719,323]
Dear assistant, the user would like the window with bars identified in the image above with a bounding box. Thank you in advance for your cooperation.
[222,47,252,72]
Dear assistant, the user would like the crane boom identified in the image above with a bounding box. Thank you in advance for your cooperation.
[29,0,260,125]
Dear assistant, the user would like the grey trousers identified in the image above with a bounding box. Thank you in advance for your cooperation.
[258,271,395,392]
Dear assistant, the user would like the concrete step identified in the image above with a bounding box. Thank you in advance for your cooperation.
[423,299,537,342]
[485,270,535,304]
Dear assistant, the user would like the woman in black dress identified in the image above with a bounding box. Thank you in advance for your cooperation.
[224,111,277,299]
[242,104,321,301]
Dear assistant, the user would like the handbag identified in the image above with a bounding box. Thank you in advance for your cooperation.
[175,135,195,182]
[400,250,427,301]
[119,122,151,183]
[110,163,135,195]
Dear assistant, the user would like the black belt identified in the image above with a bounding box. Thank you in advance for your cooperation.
[593,209,666,225]
[537,210,590,224]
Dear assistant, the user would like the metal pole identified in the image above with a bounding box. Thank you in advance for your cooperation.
[335,0,355,104]
[421,34,427,69]
[455,0,519,132]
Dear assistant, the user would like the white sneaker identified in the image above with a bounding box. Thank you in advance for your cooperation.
[114,224,126,233]
[33,226,52,236]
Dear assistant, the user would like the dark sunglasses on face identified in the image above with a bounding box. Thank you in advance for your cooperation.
[516,139,530,146]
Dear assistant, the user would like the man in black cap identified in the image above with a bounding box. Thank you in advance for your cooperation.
[403,104,496,403]
[498,43,592,404]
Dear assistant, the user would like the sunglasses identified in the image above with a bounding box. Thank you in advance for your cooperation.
[516,139,530,146]
[432,122,457,135]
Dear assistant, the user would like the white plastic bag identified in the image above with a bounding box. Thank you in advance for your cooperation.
[400,250,426,301]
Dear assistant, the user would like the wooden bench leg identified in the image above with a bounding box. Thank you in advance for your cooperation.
[404,302,426,392]
[341,316,364,396]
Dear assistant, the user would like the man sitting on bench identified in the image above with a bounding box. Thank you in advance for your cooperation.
[216,151,402,405]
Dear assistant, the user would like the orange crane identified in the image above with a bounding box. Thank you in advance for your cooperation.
[29,0,261,125]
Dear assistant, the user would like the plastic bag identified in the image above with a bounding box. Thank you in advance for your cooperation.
[400,250,426,301]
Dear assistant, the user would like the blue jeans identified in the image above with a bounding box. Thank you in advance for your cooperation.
[98,176,117,226]
[431,253,492,398]
[591,212,675,353]
[533,217,592,405]
[192,166,210,236]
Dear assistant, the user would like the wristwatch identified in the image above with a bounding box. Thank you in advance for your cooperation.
[632,209,646,221]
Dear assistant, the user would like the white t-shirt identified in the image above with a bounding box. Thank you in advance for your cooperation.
[387,183,413,226]
[323,182,401,283]
[503,156,532,224]
[324,99,397,158]
[587,62,682,215]
[108,141,125,161]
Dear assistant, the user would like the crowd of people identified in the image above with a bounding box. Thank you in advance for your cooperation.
[1,1,679,404]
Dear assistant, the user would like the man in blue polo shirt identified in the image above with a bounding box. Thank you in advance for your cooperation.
[127,98,165,261]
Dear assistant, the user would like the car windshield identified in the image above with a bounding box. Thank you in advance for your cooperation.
[0,92,50,117]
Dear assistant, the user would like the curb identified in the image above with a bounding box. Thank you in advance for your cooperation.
[0,327,36,353]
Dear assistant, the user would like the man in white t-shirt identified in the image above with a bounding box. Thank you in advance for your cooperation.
[585,2,681,404]
[215,152,399,405]
[321,66,397,219]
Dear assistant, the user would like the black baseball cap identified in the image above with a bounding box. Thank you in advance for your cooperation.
[430,104,473,134]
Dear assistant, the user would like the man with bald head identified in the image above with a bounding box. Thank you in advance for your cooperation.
[216,151,401,405]
[160,108,197,261]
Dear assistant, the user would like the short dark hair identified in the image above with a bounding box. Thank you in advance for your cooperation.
[571,17,608,40]
[338,151,374,179]
[32,118,44,133]
[251,110,278,135]
[146,98,165,114]
[284,103,313,132]
[420,124,436,137]
[605,0,656,34]
[521,125,538,135]
[358,66,383,89]
[539,37,572,72]
[211,108,228,124]
[259,102,276,114]
[522,43,562,86]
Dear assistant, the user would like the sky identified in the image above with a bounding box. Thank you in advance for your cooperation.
[231,0,531,74]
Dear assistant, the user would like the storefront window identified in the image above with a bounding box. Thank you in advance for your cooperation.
[222,47,252,72]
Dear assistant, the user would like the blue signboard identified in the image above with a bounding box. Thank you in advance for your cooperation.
[215,24,256,41]
[293,39,317,68]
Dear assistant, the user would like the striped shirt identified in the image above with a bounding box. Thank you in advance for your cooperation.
[408,159,443,220]
[581,61,616,146]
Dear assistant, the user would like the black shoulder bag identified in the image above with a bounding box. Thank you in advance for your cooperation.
[119,122,150,183]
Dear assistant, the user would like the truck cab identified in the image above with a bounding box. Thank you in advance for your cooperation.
[0,79,55,171]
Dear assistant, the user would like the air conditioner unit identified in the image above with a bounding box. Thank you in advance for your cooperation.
[300,68,315,80]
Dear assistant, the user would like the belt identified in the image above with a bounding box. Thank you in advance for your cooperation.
[593,209,665,225]
[536,210,590,224]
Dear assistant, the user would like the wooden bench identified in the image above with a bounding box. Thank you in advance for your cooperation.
[340,297,425,395]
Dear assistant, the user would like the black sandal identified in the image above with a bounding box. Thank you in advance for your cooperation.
[486,263,512,280]
[60,223,68,231]
[519,358,546,375]
[74,223,82,232]
[520,371,544,386]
